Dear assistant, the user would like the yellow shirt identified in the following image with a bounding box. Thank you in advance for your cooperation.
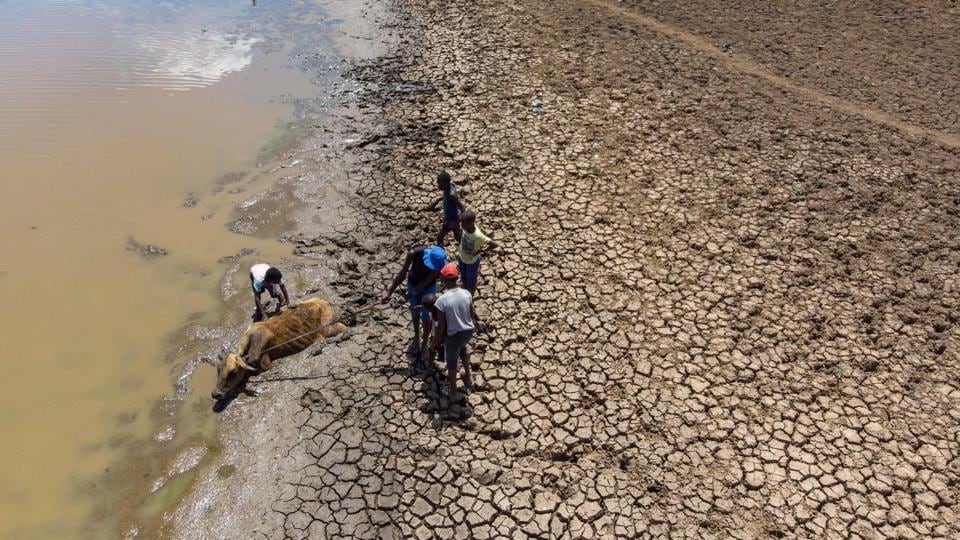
[459,227,491,264]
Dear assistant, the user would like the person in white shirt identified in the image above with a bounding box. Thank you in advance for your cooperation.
[250,263,289,321]
[433,263,476,398]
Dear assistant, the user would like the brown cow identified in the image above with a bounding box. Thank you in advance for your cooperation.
[211,298,348,399]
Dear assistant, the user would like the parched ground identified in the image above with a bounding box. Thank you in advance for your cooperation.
[174,0,960,538]
[623,0,960,134]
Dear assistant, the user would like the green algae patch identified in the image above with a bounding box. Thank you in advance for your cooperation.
[138,470,199,521]
[216,465,238,479]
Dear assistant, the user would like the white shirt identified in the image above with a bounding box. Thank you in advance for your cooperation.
[250,263,282,293]
[435,287,475,335]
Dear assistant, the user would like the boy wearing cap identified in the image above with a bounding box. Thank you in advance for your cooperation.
[250,263,290,322]
[382,245,448,354]
[458,209,498,295]
[434,262,476,398]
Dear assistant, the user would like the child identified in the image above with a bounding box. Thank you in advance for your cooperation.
[434,263,475,398]
[382,245,448,355]
[426,170,465,246]
[250,263,289,321]
[417,293,444,369]
[457,209,498,295]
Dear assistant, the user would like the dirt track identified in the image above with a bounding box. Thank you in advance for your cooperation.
[174,0,960,537]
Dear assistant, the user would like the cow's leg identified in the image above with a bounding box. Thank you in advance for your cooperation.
[237,328,253,356]
[321,322,348,339]
[258,350,273,371]
[245,331,268,370]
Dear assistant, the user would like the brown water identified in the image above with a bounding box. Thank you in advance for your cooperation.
[0,1,330,537]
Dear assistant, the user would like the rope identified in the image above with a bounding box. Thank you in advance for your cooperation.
[255,243,499,356]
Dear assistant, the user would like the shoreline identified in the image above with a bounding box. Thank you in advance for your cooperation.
[73,1,396,537]
[174,0,959,537]
[157,0,402,537]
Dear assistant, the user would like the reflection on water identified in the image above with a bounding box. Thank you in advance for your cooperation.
[0,0,259,93]
[0,1,323,537]
[0,1,279,162]
[139,32,260,91]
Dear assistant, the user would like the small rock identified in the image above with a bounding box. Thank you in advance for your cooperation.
[745,471,766,490]
[534,491,560,513]
[576,500,603,522]
[126,236,168,258]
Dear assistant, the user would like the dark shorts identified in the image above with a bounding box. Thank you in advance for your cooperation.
[407,282,436,321]
[458,257,480,290]
[444,329,473,372]
[443,214,462,231]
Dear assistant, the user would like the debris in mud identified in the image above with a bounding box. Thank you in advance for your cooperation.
[183,195,198,208]
[154,426,176,443]
[212,172,247,194]
[218,247,256,263]
[790,183,806,199]
[126,236,168,258]
[344,134,383,149]
[337,258,360,276]
[293,232,375,256]
[229,218,257,235]
[216,464,237,479]
[151,446,206,493]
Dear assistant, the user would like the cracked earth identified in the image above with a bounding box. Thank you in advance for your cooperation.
[173,0,960,538]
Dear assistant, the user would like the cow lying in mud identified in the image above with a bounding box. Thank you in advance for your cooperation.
[211,298,348,400]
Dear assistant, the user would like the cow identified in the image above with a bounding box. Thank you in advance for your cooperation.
[211,298,348,400]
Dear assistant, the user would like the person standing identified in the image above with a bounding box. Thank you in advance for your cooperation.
[250,263,289,321]
[426,171,465,246]
[417,293,442,368]
[382,245,448,354]
[457,209,498,295]
[434,263,476,398]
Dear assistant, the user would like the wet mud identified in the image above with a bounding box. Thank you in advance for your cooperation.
[170,0,960,538]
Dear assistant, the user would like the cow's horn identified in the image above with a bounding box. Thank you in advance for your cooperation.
[236,356,257,372]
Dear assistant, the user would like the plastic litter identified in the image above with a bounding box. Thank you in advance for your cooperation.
[532,99,544,113]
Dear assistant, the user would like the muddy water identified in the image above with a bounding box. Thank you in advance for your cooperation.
[0,1,334,537]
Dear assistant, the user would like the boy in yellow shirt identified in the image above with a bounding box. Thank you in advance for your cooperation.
[457,210,498,294]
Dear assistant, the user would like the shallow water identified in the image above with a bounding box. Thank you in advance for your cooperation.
[0,1,331,537]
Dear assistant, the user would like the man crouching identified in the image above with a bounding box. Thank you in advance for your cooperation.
[212,298,347,400]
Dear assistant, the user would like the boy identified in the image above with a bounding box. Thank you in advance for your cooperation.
[434,263,475,398]
[382,245,448,354]
[426,171,465,246]
[416,293,443,369]
[250,263,289,322]
[457,209,498,295]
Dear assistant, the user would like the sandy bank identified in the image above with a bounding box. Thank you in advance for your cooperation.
[174,0,959,538]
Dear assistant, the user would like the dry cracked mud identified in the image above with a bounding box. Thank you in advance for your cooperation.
[174,0,960,538]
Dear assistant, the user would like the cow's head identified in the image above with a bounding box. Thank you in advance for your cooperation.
[211,351,256,400]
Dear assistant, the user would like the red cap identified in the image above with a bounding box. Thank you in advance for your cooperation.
[440,262,459,280]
